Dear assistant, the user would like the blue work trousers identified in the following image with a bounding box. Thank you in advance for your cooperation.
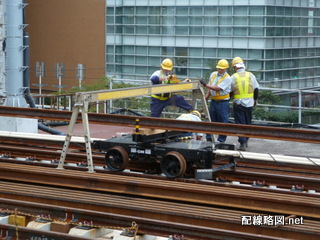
[150,95,192,118]
[233,103,253,144]
[207,100,229,142]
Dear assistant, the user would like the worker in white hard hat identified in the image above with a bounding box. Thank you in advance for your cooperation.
[230,57,259,151]
[150,58,192,117]
[200,59,232,143]
[176,110,203,140]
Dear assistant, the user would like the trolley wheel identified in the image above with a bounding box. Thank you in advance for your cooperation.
[105,146,129,171]
[160,151,187,178]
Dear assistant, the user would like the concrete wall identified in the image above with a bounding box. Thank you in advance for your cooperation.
[25,0,106,92]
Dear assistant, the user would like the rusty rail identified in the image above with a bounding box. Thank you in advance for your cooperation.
[0,106,319,143]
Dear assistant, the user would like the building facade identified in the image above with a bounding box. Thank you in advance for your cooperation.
[26,0,106,92]
[106,0,320,90]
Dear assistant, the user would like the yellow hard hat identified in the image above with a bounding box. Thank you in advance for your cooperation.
[216,59,229,69]
[190,110,201,118]
[232,57,244,67]
[161,58,173,70]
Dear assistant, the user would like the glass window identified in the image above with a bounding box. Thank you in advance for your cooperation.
[266,50,274,59]
[266,7,275,15]
[204,7,217,16]
[219,27,231,36]
[266,17,275,26]
[149,6,160,15]
[219,16,232,25]
[190,7,202,15]
[106,16,114,24]
[123,46,134,54]
[189,58,202,67]
[249,17,264,26]
[190,69,202,78]
[233,49,247,58]
[162,6,175,15]
[203,48,216,57]
[218,6,232,15]
[149,47,160,55]
[106,55,114,63]
[162,16,174,25]
[123,66,134,73]
[218,48,231,58]
[190,27,202,35]
[136,26,147,34]
[115,46,122,54]
[275,7,285,16]
[136,66,146,74]
[136,46,147,55]
[176,16,188,25]
[148,57,160,66]
[116,16,122,24]
[123,56,134,64]
[190,16,202,25]
[234,27,247,36]
[115,55,122,63]
[106,7,114,15]
[162,47,174,56]
[204,27,217,35]
[162,26,174,35]
[176,26,188,35]
[204,16,218,26]
[234,7,247,15]
[176,48,188,56]
[123,7,134,15]
[265,61,274,70]
[107,25,114,33]
[283,28,292,36]
[250,27,264,36]
[274,50,283,58]
[136,56,147,65]
[249,50,262,59]
[116,26,122,34]
[176,7,189,15]
[136,7,147,15]
[275,28,283,36]
[292,27,300,36]
[115,7,122,15]
[190,48,202,57]
[283,17,292,26]
[284,7,292,16]
[136,16,146,24]
[123,16,134,24]
[275,17,283,26]
[148,26,160,34]
[234,16,247,26]
[265,72,274,80]
[123,26,134,34]
[149,16,160,25]
[249,6,264,15]
[106,46,114,53]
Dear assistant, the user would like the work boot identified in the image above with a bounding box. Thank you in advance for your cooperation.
[238,143,246,151]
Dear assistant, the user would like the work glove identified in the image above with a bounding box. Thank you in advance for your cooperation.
[200,80,207,87]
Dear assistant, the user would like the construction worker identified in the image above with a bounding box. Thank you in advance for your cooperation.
[150,58,192,117]
[231,57,259,151]
[176,110,203,140]
[200,59,232,143]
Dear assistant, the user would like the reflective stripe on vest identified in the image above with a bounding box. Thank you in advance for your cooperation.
[209,73,230,100]
[233,71,254,99]
[151,70,171,100]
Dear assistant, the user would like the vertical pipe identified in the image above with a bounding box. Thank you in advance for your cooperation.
[298,90,302,124]
[5,0,27,107]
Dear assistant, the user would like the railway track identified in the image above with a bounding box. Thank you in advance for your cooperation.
[0,180,319,240]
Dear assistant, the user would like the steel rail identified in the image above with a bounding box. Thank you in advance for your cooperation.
[0,182,319,240]
[0,198,285,240]
[0,162,319,219]
[0,106,319,143]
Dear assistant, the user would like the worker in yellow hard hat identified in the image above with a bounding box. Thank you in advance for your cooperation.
[230,57,259,151]
[200,59,232,143]
[150,58,192,117]
[176,110,203,140]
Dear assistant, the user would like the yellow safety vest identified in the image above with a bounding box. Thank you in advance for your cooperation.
[151,71,172,100]
[233,71,254,99]
[209,73,230,100]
